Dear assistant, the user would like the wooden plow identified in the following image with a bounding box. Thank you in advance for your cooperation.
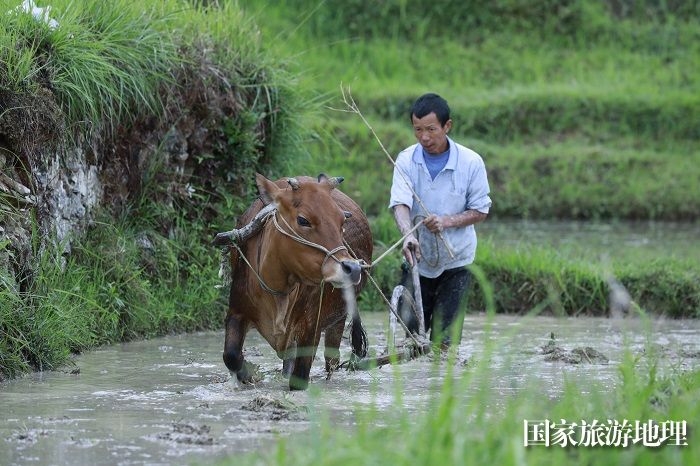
[342,250,432,371]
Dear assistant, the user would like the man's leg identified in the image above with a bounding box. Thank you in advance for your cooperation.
[431,267,471,347]
[419,275,439,339]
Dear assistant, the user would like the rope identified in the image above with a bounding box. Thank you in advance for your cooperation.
[232,242,286,296]
[411,214,441,268]
[314,279,325,343]
[369,219,424,268]
[343,239,422,348]
[272,212,348,268]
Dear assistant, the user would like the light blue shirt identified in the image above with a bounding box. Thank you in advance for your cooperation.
[389,136,492,278]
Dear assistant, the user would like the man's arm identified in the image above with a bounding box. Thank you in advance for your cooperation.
[423,210,488,233]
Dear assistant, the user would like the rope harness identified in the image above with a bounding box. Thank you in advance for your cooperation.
[271,212,349,270]
[230,208,352,296]
[221,205,428,353]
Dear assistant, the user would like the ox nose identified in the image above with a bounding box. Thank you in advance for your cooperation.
[340,260,361,284]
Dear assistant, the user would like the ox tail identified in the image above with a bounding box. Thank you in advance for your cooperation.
[342,285,367,359]
[350,313,368,359]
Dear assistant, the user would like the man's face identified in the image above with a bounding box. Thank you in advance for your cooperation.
[412,112,452,155]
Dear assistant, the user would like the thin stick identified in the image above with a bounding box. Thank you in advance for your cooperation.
[329,85,455,259]
[370,219,423,267]
[411,250,426,337]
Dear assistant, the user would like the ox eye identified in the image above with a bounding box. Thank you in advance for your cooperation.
[297,216,311,227]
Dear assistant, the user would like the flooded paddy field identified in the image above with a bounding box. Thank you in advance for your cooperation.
[479,220,700,264]
[2,313,699,466]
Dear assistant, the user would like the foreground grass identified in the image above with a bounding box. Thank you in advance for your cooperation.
[243,367,700,465]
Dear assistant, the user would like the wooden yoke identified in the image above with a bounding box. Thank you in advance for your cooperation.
[212,203,277,247]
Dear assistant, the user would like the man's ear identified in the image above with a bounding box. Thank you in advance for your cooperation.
[444,119,453,134]
[255,173,281,205]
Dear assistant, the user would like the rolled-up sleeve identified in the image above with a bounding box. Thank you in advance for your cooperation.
[388,153,414,209]
[467,161,492,214]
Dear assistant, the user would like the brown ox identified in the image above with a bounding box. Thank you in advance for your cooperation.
[218,173,372,390]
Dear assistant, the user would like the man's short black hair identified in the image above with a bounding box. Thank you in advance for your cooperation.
[410,93,450,127]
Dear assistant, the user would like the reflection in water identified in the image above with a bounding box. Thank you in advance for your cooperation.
[1,314,699,465]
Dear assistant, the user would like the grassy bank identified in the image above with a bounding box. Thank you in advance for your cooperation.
[358,233,700,318]
[0,210,224,378]
[0,0,301,380]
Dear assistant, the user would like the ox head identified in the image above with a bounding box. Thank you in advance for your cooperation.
[255,173,362,288]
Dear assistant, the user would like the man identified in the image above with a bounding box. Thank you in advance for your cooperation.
[389,93,491,347]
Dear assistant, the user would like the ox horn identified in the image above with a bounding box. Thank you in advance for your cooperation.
[287,177,300,191]
[317,173,344,188]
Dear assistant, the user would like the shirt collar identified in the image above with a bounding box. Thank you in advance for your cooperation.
[412,136,458,170]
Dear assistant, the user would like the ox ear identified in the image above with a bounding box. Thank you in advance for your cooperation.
[255,173,281,205]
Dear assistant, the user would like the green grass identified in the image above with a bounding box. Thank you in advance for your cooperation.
[2,198,240,379]
[244,0,700,222]
[0,0,303,380]
[0,0,301,147]
[0,179,228,379]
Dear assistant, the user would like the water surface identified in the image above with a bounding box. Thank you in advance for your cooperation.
[2,313,699,466]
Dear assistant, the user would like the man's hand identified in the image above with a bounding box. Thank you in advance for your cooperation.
[394,204,421,266]
[402,234,420,266]
[423,214,448,233]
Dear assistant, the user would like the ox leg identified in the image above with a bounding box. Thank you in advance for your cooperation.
[324,320,344,378]
[278,343,296,379]
[289,330,321,391]
[223,313,253,384]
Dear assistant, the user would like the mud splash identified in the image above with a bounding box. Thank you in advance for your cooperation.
[1,314,699,465]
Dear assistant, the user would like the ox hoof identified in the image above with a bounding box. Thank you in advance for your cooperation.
[234,361,263,385]
[289,375,309,391]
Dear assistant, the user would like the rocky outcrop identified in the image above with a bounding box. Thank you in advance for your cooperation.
[0,55,271,292]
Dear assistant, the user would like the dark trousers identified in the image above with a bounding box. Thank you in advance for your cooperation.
[399,265,471,346]
[420,267,471,346]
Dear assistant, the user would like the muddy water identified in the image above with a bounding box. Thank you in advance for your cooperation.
[2,314,699,466]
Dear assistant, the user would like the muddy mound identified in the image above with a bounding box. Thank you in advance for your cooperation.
[540,333,609,364]
[242,395,307,421]
[156,423,214,446]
